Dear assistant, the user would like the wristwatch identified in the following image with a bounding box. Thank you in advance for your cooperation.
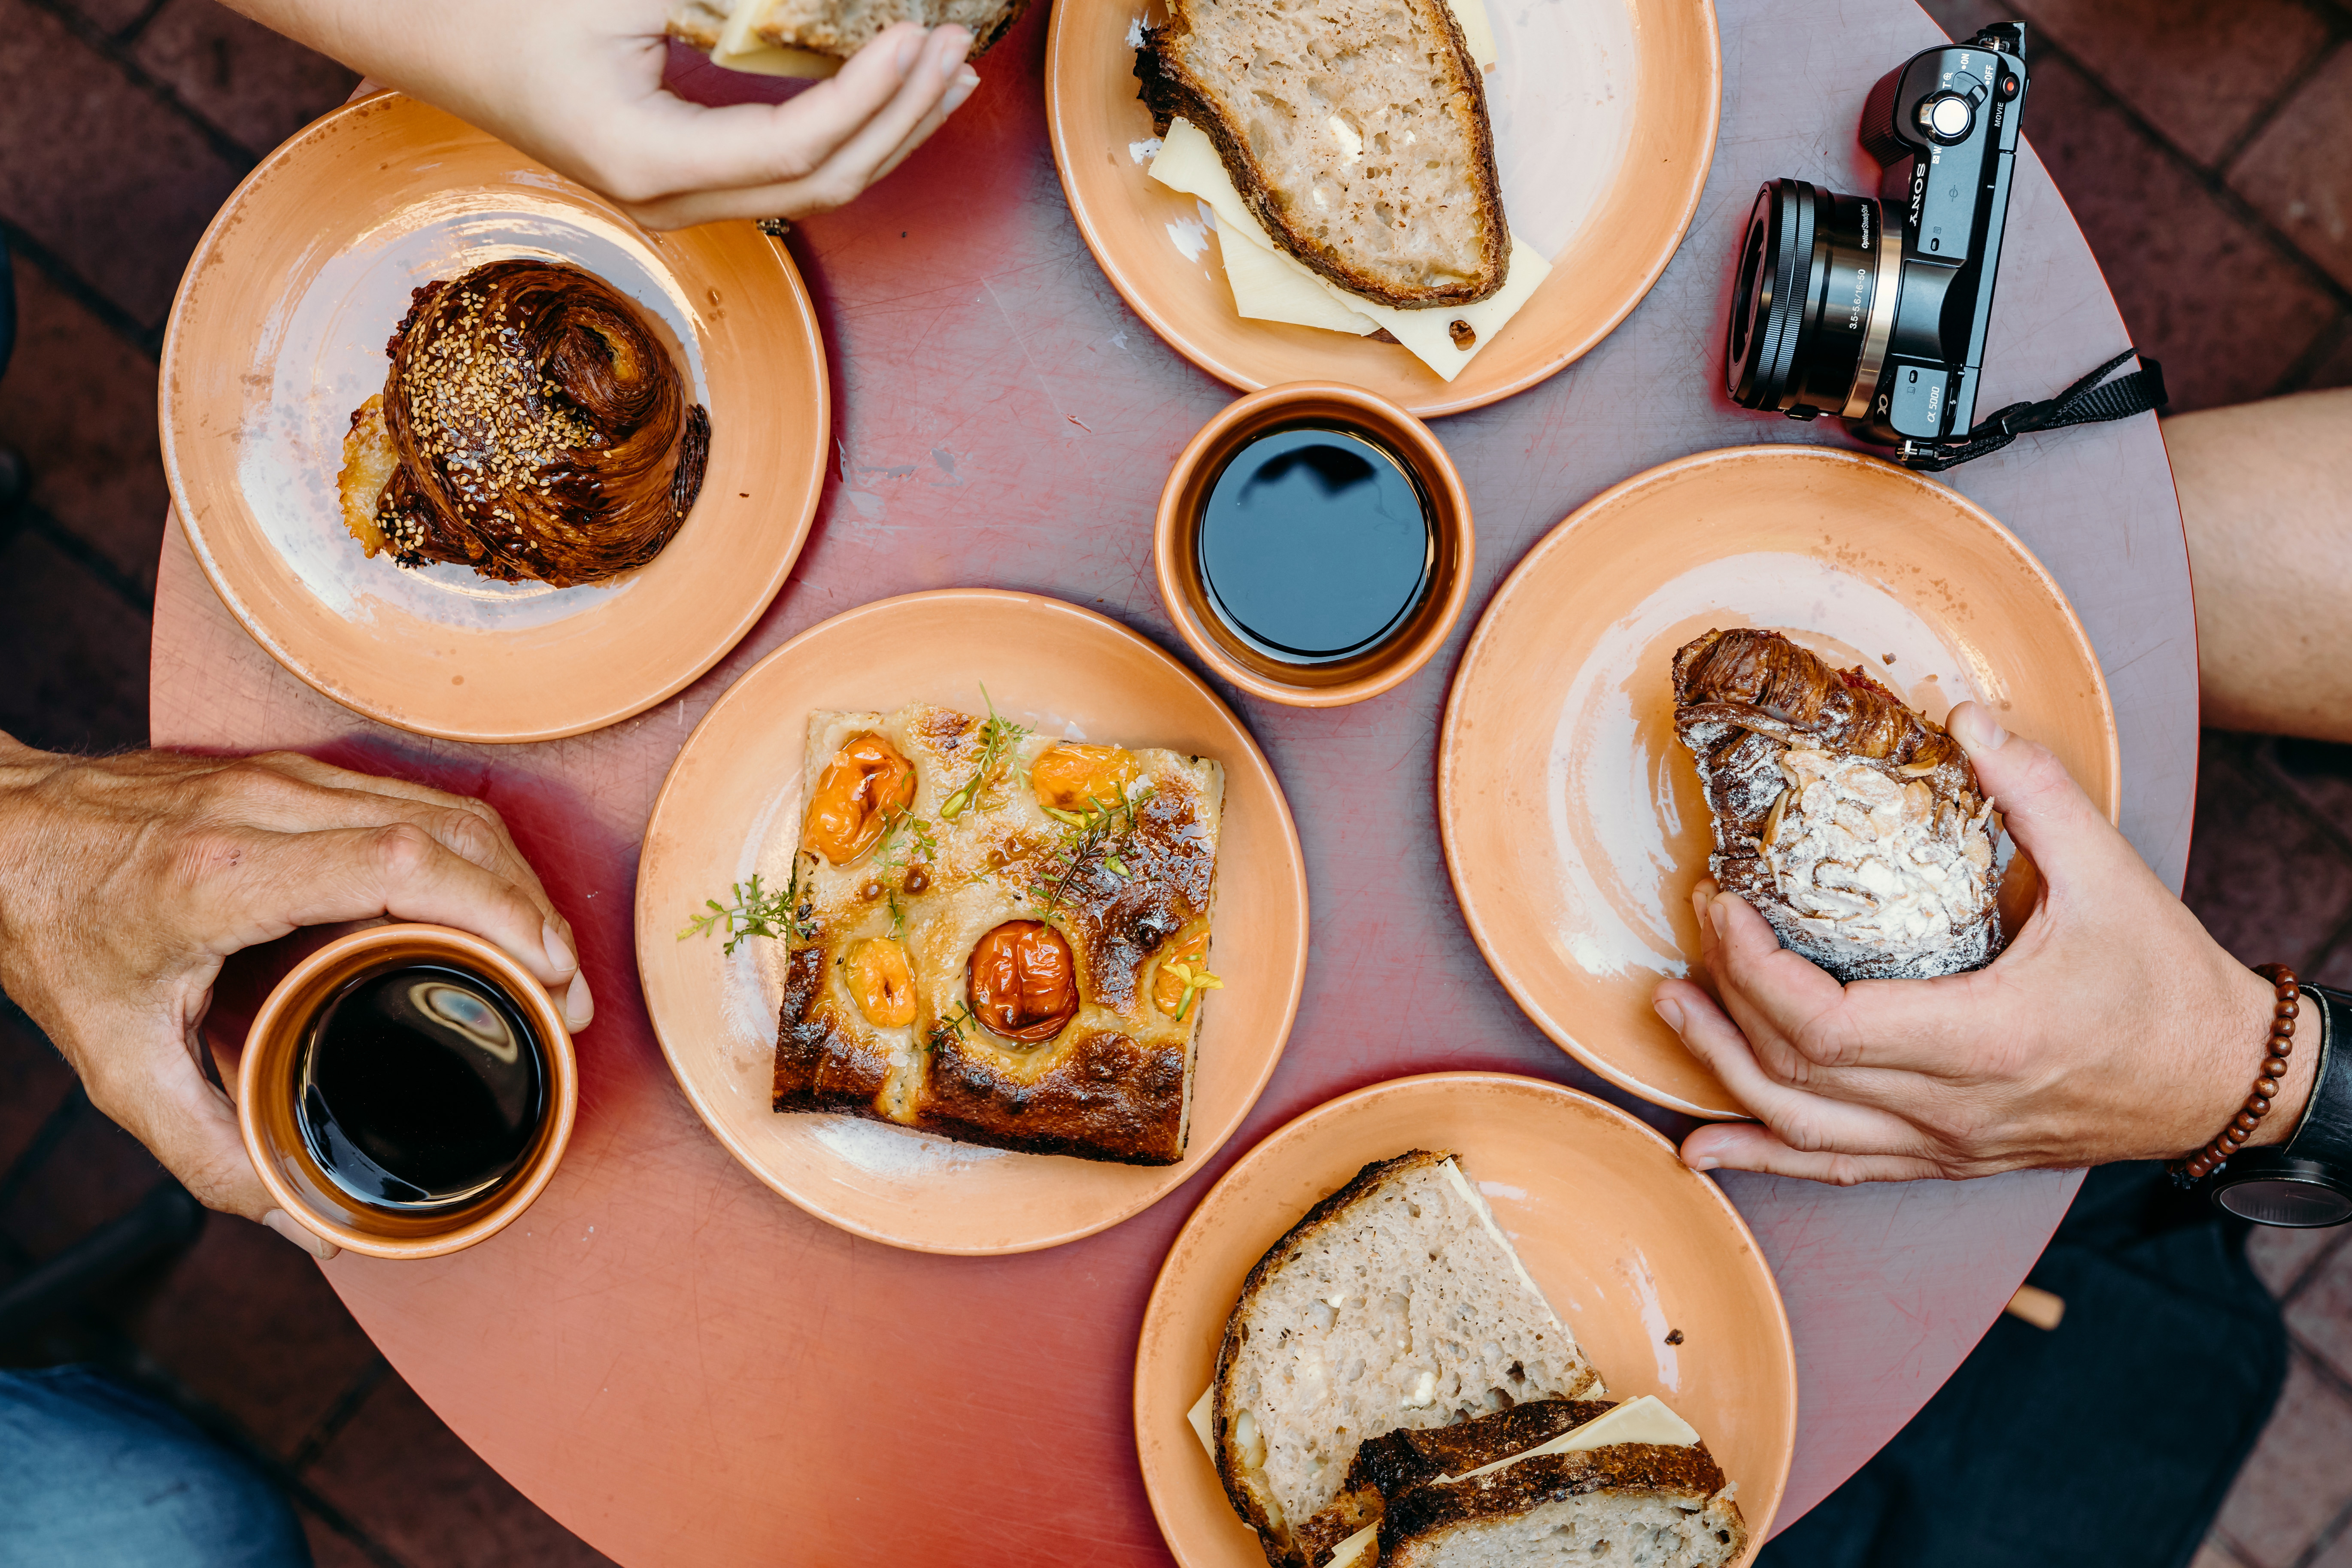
[2204,982,2352,1227]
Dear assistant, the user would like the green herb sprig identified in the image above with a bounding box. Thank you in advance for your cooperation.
[1026,779,1155,921]
[923,1003,977,1055]
[678,868,813,956]
[938,685,1030,822]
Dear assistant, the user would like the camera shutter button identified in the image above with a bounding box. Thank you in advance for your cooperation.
[1919,92,1975,142]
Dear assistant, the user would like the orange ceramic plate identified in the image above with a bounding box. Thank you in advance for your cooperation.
[634,589,1310,1253]
[1044,0,1718,417]
[158,92,828,744]
[1439,446,2121,1117]
[1135,1072,1797,1568]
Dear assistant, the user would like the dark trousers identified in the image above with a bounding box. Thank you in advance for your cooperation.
[1760,1162,2285,1568]
[1,230,14,379]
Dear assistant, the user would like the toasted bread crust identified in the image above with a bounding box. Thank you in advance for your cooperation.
[1135,0,1507,309]
[1381,1444,1743,1564]
[1351,1399,1619,1498]
[1297,1399,1618,1565]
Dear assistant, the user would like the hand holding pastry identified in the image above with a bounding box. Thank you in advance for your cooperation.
[0,738,589,1250]
[1652,702,2309,1183]
[222,1,980,228]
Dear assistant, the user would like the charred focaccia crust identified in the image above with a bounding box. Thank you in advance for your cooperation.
[1672,628,2004,983]
[777,703,1223,1165]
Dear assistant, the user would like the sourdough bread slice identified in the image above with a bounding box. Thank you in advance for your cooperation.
[1136,0,1508,309]
[1378,1441,1747,1568]
[1213,1152,1601,1568]
[1297,1399,1615,1566]
[667,0,1031,64]
[1302,1397,1735,1567]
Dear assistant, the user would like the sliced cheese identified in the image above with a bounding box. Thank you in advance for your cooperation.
[1147,118,1549,382]
[1451,0,1497,69]
[1187,1385,1217,1460]
[1219,220,1380,335]
[1444,1395,1702,1485]
[1329,1522,1381,1568]
[711,0,842,78]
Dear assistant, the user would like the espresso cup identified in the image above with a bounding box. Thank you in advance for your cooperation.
[1155,381,1473,707]
[237,922,577,1259]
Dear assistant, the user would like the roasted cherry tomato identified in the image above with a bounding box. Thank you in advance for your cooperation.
[802,732,917,864]
[845,938,917,1029]
[967,920,1080,1043]
[1151,928,1215,1018]
[1030,743,1139,815]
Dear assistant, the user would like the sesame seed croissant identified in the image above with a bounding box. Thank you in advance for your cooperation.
[1672,628,2005,983]
[335,259,710,589]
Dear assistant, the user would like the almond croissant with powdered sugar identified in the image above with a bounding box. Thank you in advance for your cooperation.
[1671,628,2004,983]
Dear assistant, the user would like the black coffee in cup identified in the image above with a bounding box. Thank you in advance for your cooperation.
[296,962,547,1210]
[1195,424,1436,667]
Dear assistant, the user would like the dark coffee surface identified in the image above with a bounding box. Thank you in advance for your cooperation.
[1197,425,1434,664]
[298,962,546,1208]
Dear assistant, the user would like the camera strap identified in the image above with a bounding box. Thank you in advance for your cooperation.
[1902,348,2168,472]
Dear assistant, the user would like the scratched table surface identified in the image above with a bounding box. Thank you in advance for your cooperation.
[150,0,2194,1560]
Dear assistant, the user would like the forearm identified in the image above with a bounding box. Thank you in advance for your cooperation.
[214,1,499,111]
[2175,388,2352,741]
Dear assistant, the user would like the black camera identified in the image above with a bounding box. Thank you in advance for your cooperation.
[1727,24,2031,464]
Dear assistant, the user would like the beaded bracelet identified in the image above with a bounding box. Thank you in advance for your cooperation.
[2177,964,2300,1183]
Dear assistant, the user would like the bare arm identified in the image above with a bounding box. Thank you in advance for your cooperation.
[220,0,980,228]
[2173,387,2352,740]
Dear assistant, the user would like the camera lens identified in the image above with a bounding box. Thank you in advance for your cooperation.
[1726,179,1901,421]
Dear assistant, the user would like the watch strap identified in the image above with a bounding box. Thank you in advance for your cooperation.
[2287,984,2352,1166]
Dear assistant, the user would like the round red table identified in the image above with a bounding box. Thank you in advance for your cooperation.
[153,1,2196,1560]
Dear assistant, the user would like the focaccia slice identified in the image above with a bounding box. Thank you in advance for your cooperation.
[777,702,1224,1165]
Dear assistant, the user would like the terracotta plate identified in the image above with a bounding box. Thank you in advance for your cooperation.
[634,589,1310,1253]
[1135,1072,1797,1568]
[158,92,829,744]
[1043,0,1719,417]
[1439,446,2121,1116]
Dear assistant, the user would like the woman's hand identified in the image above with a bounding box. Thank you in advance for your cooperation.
[225,0,980,228]
[0,739,589,1255]
[1652,702,2306,1183]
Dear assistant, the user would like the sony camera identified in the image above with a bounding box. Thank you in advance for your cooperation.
[1727,23,2030,464]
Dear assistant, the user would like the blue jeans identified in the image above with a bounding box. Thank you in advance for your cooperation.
[0,1366,312,1567]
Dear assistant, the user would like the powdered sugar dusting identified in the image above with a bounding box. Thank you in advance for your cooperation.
[1761,746,1997,976]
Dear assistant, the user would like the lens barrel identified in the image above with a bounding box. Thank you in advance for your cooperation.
[1726,180,1899,420]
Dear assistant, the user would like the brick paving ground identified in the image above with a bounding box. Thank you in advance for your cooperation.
[0,1,2348,1565]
